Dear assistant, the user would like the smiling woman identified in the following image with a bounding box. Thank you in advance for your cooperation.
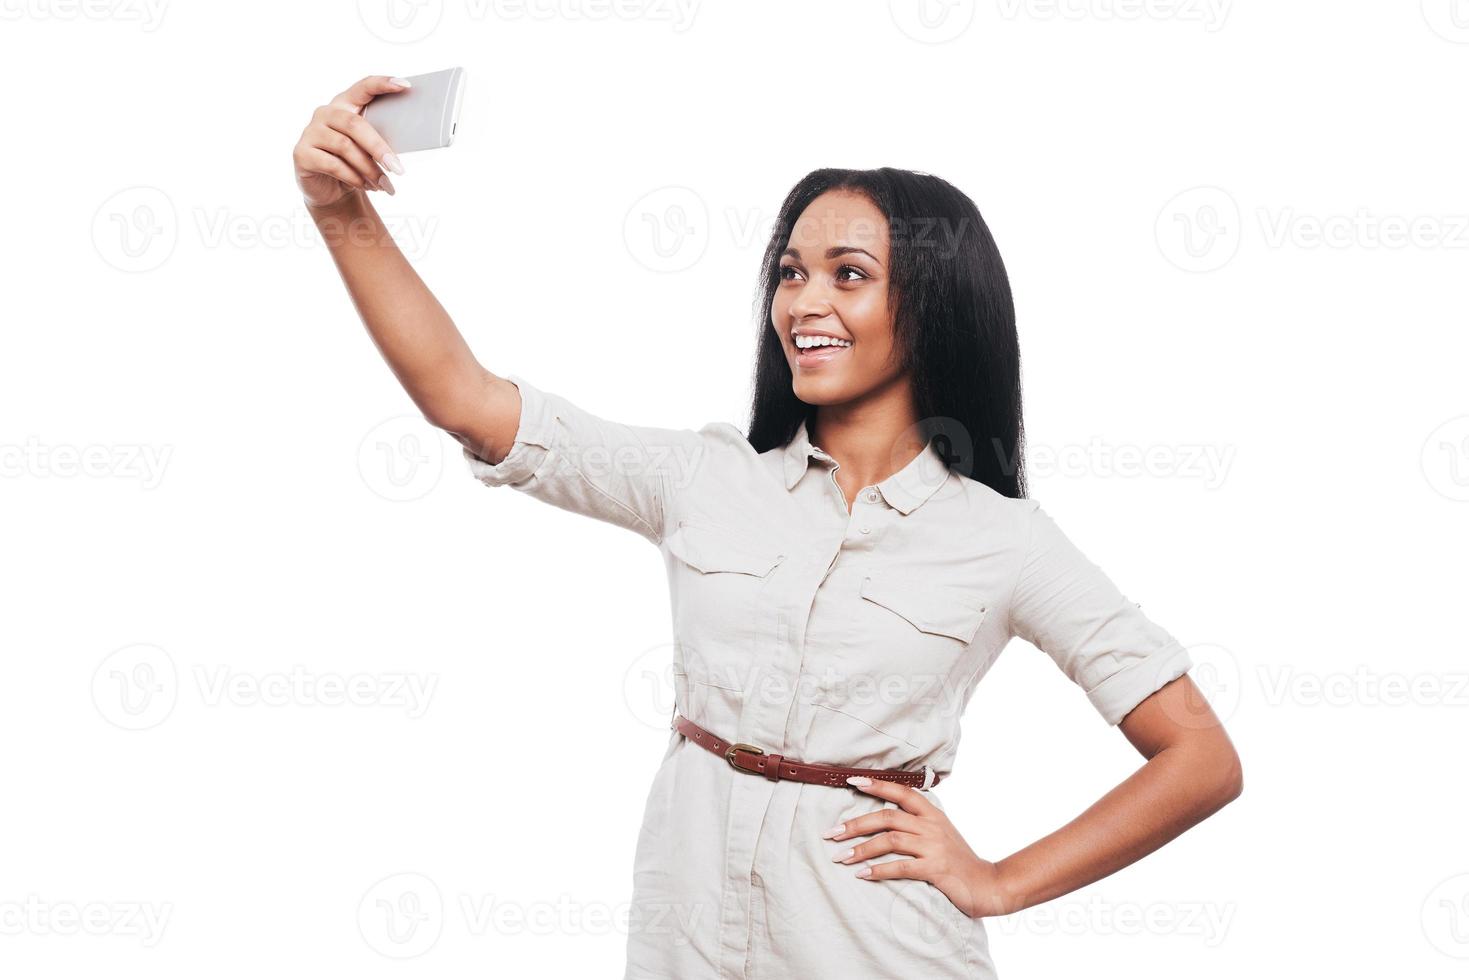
[774,199,904,399]
[295,83,1241,978]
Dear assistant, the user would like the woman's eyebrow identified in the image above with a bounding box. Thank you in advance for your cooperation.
[782,245,884,267]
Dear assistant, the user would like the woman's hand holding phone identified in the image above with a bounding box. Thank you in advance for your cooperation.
[292,75,410,210]
[296,70,495,453]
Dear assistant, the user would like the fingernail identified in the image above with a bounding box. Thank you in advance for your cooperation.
[820,824,845,839]
[379,174,396,196]
[362,177,379,192]
[831,848,854,863]
[390,77,412,88]
[846,776,870,787]
[382,152,405,176]
[854,866,872,878]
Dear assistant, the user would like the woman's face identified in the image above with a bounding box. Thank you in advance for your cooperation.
[771,190,902,407]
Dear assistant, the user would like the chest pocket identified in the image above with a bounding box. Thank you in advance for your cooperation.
[802,571,990,760]
[859,573,988,644]
[664,520,785,693]
[666,520,785,577]
[855,571,988,731]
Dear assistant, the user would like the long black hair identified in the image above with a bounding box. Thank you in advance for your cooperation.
[745,167,1026,500]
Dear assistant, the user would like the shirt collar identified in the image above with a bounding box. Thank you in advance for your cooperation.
[781,418,950,515]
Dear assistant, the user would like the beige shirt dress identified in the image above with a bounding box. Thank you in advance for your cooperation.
[464,374,1195,980]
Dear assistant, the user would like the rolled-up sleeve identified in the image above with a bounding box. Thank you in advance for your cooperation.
[462,373,709,546]
[1008,500,1193,725]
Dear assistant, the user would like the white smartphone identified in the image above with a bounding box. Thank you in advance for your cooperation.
[362,67,466,153]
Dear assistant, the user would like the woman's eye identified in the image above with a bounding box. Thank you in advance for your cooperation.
[779,265,866,283]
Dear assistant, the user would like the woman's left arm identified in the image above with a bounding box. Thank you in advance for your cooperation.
[829,500,1241,918]
[834,673,1241,919]
[985,672,1242,913]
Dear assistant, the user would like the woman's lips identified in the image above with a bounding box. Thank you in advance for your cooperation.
[794,343,851,368]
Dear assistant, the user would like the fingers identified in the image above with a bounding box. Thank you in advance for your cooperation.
[329,74,411,112]
[822,806,920,841]
[832,830,925,868]
[844,775,936,816]
[855,856,922,881]
[832,778,939,881]
[302,106,394,193]
[294,145,375,194]
[316,113,389,190]
[293,77,410,203]
[324,106,404,176]
[294,77,408,200]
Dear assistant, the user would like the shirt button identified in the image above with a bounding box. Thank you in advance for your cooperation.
[865,490,879,502]
[859,526,870,534]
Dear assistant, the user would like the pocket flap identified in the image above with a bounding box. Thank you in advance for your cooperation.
[667,521,784,577]
[859,574,987,643]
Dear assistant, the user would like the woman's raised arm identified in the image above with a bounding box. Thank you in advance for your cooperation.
[293,76,718,544]
[293,74,517,465]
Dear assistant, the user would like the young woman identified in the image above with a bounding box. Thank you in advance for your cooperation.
[294,75,1243,979]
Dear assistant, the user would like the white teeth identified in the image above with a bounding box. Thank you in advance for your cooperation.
[794,334,853,350]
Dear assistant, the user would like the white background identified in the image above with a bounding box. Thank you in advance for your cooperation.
[3,1,1467,976]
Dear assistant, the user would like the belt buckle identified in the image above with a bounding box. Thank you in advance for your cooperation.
[725,742,765,774]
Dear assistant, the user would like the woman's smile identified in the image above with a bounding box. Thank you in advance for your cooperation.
[793,328,854,369]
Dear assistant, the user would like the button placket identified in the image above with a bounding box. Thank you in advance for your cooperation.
[847,486,886,545]
[717,601,798,979]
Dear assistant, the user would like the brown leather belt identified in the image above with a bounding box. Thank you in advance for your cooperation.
[672,713,940,790]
